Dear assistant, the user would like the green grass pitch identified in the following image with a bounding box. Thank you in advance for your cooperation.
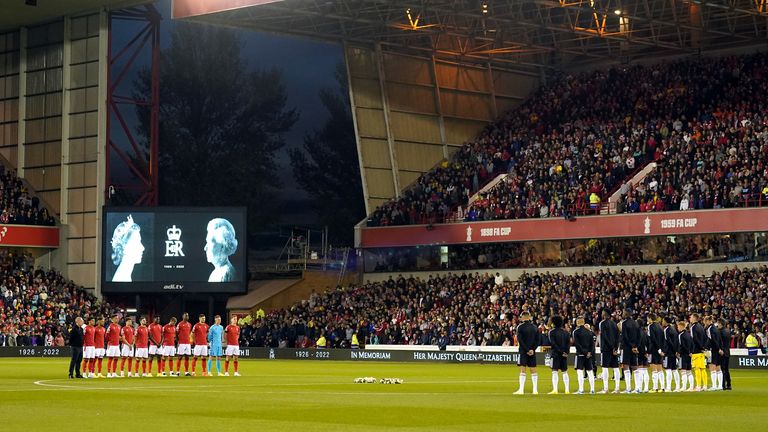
[2,359,767,431]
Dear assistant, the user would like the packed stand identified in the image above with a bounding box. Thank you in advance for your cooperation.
[0,250,117,347]
[366,52,768,226]
[238,266,768,351]
[0,165,55,226]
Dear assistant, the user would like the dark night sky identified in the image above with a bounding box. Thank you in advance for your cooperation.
[113,0,344,226]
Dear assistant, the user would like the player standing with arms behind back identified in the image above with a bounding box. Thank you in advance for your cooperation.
[224,316,241,376]
[598,310,621,393]
[208,315,224,376]
[191,314,209,376]
[176,313,193,376]
[514,311,539,395]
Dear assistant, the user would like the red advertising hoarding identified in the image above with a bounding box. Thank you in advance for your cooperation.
[172,0,283,19]
[359,208,768,248]
[0,224,58,248]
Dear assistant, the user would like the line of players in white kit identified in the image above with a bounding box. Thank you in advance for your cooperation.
[513,310,732,394]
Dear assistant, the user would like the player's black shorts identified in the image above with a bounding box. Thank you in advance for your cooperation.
[575,355,594,370]
[620,349,639,367]
[663,356,678,370]
[551,353,568,371]
[710,352,721,366]
[601,351,619,368]
[680,355,692,370]
[518,352,536,368]
[650,351,663,365]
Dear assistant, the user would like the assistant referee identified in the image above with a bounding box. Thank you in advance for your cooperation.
[68,316,85,379]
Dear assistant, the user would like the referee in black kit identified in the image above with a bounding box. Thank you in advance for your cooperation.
[68,316,85,379]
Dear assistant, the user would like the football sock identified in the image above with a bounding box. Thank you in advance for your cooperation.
[577,370,585,392]
[673,370,681,390]
[652,371,659,390]
[665,370,672,390]
[531,373,538,393]
[643,369,650,391]
[202,359,207,374]
[601,368,609,390]
[562,372,570,392]
[234,360,238,373]
[518,373,526,392]
[613,368,621,392]
[192,358,197,372]
[551,371,559,391]
[207,358,212,372]
[717,371,723,389]
[97,358,103,373]
[185,358,190,372]
[701,368,708,388]
[587,370,595,392]
[216,360,221,374]
[624,369,632,391]
[225,360,230,373]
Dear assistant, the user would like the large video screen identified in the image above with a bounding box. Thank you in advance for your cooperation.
[101,207,246,293]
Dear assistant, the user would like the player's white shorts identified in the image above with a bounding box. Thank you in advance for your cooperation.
[193,345,208,357]
[177,344,192,356]
[225,345,240,356]
[149,345,160,356]
[135,348,149,359]
[106,345,121,357]
[162,345,176,357]
[83,346,96,359]
[121,344,135,357]
[95,348,106,358]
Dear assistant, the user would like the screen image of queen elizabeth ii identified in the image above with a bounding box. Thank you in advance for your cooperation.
[110,215,144,282]
[204,218,238,282]
[105,212,154,283]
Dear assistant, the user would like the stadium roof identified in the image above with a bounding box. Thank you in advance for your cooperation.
[174,0,768,71]
[0,0,151,31]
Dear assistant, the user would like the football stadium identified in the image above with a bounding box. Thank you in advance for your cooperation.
[2,0,768,430]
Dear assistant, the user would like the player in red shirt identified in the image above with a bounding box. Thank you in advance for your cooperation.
[119,318,135,377]
[148,316,163,376]
[82,317,96,378]
[191,314,210,376]
[94,318,107,378]
[105,315,121,378]
[160,317,177,377]
[176,312,193,376]
[133,317,150,377]
[224,316,241,376]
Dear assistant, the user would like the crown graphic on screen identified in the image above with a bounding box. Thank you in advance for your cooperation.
[167,225,182,241]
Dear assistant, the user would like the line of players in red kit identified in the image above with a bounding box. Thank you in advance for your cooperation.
[79,312,241,378]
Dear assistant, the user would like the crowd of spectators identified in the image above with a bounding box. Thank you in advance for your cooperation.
[0,250,117,347]
[0,166,55,226]
[365,233,764,272]
[615,54,768,214]
[366,52,768,226]
[238,266,768,351]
